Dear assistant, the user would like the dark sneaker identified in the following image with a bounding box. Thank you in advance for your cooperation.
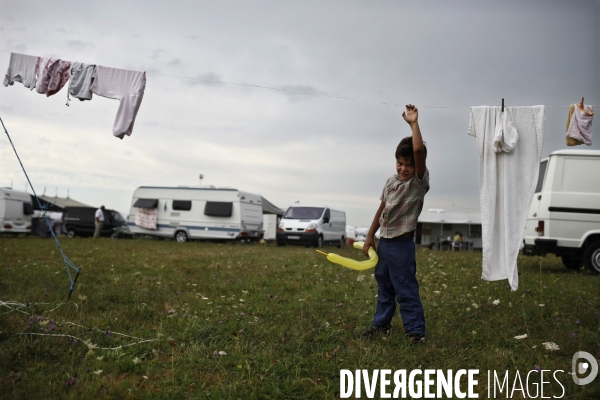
[406,334,426,344]
[359,324,391,337]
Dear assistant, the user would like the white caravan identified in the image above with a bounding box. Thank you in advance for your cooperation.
[0,187,33,235]
[276,205,346,248]
[523,150,600,272]
[127,186,264,242]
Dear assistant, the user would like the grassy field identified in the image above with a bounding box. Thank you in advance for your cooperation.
[0,237,599,399]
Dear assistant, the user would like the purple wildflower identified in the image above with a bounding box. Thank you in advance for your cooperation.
[168,309,175,314]
[176,291,180,295]
[575,319,580,325]
[534,365,541,371]
[106,330,112,336]
[572,333,578,338]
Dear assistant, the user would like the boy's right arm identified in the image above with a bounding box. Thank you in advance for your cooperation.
[362,201,385,256]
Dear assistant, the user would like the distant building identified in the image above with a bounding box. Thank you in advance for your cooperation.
[416,210,482,249]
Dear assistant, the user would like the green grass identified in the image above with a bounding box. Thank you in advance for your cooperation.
[0,237,599,399]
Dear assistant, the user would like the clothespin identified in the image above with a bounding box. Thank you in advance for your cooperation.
[501,98,504,112]
[580,97,584,108]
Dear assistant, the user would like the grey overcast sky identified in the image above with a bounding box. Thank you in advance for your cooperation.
[1,0,599,226]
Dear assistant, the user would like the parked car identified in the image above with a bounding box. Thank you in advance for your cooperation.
[276,205,346,248]
[63,206,127,238]
[523,149,600,272]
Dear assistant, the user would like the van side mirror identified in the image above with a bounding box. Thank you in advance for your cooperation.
[323,217,330,223]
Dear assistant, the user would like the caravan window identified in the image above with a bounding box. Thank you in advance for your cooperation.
[173,200,192,211]
[133,198,158,208]
[23,202,33,215]
[205,201,232,217]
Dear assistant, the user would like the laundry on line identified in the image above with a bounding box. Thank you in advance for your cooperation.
[2,52,146,139]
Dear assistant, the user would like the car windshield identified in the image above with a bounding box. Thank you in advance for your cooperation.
[283,207,324,220]
[111,211,125,223]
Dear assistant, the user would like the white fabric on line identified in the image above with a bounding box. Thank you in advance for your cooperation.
[468,106,545,291]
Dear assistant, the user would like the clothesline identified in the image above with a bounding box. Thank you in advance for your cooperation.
[1,49,596,109]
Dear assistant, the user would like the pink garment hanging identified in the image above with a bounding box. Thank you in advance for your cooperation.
[566,104,594,146]
[35,57,71,96]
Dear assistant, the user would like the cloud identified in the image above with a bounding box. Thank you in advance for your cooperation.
[149,49,166,60]
[167,58,181,66]
[188,72,224,86]
[278,84,328,102]
[68,40,96,52]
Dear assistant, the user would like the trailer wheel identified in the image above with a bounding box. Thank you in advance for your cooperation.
[583,241,600,273]
[561,255,582,271]
[67,229,76,239]
[175,231,188,243]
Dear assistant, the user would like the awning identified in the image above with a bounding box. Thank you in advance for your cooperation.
[261,196,284,216]
[133,198,158,208]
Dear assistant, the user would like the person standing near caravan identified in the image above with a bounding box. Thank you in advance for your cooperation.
[362,104,429,344]
[94,205,105,239]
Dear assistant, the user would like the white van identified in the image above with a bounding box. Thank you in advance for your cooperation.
[523,149,600,272]
[0,187,33,235]
[127,186,264,243]
[276,205,346,248]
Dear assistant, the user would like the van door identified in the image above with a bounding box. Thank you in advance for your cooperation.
[524,158,548,244]
[322,208,332,241]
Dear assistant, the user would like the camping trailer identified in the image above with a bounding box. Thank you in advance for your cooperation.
[127,186,265,242]
[0,187,33,235]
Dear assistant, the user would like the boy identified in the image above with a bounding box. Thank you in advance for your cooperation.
[362,104,429,343]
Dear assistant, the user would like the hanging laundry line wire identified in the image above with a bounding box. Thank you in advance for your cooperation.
[1,49,596,109]
[0,116,81,300]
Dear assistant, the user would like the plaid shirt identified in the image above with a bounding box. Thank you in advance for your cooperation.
[379,169,430,238]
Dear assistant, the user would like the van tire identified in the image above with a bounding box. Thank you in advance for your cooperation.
[67,229,76,239]
[316,235,323,248]
[175,231,188,243]
[338,237,345,248]
[561,255,582,271]
[583,241,600,273]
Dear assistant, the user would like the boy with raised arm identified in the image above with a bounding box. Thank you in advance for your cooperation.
[362,104,429,343]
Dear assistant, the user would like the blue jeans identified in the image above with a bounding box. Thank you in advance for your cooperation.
[372,236,425,336]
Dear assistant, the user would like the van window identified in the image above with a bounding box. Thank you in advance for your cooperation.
[173,200,192,211]
[561,158,600,193]
[23,202,33,215]
[283,207,324,219]
[111,211,125,223]
[535,160,548,193]
[205,201,232,217]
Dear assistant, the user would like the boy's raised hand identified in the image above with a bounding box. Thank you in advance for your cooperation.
[402,104,418,124]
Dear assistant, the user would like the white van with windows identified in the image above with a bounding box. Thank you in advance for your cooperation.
[127,186,264,243]
[276,205,346,248]
[523,149,600,272]
[0,187,33,235]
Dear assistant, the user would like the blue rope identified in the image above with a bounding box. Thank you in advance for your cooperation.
[0,116,81,295]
